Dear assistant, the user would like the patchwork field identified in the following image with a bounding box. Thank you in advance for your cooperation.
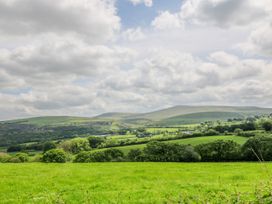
[98,135,248,154]
[0,163,271,203]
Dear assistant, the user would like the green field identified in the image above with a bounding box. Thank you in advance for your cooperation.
[0,163,271,203]
[102,135,248,154]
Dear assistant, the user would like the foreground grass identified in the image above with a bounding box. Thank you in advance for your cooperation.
[0,163,272,203]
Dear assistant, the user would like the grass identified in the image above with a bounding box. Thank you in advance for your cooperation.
[0,163,272,203]
[98,135,248,154]
[159,111,245,125]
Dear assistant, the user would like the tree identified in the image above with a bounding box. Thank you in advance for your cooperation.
[60,138,90,154]
[261,121,272,131]
[74,149,124,162]
[88,136,105,148]
[195,140,241,162]
[127,149,144,161]
[43,141,57,152]
[42,149,67,163]
[241,137,272,161]
[143,142,200,162]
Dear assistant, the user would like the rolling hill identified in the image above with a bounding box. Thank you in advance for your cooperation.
[0,105,271,146]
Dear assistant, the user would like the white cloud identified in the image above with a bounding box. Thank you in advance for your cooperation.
[122,27,146,41]
[239,21,272,57]
[152,11,184,30]
[129,0,153,7]
[0,0,120,43]
[179,0,268,27]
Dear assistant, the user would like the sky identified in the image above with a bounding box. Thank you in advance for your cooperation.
[0,0,272,120]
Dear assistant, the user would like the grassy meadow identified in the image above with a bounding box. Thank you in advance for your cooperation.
[1,162,272,203]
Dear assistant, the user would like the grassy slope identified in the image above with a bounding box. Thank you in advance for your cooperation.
[136,105,272,121]
[3,116,96,126]
[99,136,248,154]
[158,111,245,125]
[0,163,270,203]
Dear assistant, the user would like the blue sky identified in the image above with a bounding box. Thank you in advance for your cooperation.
[117,0,182,28]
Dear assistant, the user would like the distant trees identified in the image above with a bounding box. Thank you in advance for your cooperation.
[261,121,272,131]
[87,136,105,148]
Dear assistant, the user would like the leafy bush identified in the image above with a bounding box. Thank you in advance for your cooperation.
[0,153,11,163]
[261,121,272,131]
[60,138,90,154]
[13,153,29,163]
[143,142,201,162]
[42,149,67,163]
[127,149,145,161]
[74,149,124,162]
[43,141,57,152]
[195,140,241,161]
[88,136,105,148]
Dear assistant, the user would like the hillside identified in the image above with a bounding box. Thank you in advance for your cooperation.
[135,105,272,121]
[1,105,271,146]
[157,111,245,125]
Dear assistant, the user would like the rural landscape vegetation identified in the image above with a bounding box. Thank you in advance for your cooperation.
[1,0,272,203]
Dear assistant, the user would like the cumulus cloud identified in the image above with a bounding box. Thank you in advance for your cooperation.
[152,0,271,30]
[152,11,184,30]
[239,21,272,56]
[179,0,267,27]
[122,27,146,41]
[129,0,153,7]
[1,0,272,120]
[0,35,135,85]
[0,0,120,43]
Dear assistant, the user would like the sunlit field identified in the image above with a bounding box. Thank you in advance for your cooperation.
[1,163,272,203]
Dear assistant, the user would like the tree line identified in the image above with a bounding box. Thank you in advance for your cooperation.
[2,136,272,163]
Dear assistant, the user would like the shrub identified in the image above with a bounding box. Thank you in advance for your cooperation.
[204,129,219,136]
[42,149,67,163]
[74,149,124,162]
[43,141,57,152]
[261,121,272,131]
[0,153,11,163]
[60,138,90,154]
[127,149,145,161]
[143,142,200,162]
[195,140,241,162]
[74,151,91,162]
[13,153,29,163]
[88,136,105,148]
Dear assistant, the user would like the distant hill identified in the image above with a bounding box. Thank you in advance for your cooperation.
[132,105,272,121]
[2,116,96,126]
[157,111,245,125]
[4,105,272,126]
[1,105,272,146]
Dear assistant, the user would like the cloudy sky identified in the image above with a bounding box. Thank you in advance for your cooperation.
[0,0,272,120]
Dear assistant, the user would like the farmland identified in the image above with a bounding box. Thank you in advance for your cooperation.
[1,163,272,203]
[1,105,272,203]
[96,135,248,154]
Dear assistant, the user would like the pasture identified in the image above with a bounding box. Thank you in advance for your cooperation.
[98,135,248,154]
[0,163,271,203]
